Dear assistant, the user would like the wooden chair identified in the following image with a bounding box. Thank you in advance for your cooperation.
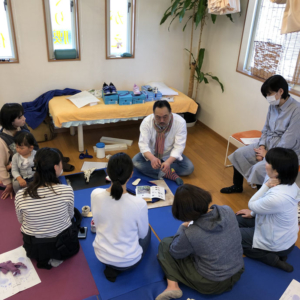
[224,130,262,167]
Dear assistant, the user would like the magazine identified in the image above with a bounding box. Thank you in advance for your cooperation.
[136,185,165,201]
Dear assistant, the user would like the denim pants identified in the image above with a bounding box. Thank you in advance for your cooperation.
[236,215,294,266]
[132,153,194,179]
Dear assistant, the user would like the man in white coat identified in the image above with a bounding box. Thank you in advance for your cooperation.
[132,100,194,185]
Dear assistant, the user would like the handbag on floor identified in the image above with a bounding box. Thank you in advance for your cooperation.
[26,116,56,142]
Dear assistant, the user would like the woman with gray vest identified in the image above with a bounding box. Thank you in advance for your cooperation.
[156,184,244,300]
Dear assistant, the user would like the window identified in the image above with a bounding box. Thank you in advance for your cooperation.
[43,0,80,61]
[237,0,300,95]
[0,0,18,63]
[106,0,136,59]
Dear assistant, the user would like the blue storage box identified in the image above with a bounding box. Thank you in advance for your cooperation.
[154,91,163,100]
[118,91,132,105]
[103,93,118,105]
[142,85,153,91]
[142,91,155,102]
[130,92,146,104]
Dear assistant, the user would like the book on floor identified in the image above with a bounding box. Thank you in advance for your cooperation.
[136,185,165,202]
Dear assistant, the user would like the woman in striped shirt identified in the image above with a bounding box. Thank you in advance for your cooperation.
[15,147,80,269]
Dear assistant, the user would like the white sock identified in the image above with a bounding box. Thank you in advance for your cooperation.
[48,259,64,267]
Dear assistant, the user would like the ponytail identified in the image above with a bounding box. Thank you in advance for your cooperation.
[107,152,133,200]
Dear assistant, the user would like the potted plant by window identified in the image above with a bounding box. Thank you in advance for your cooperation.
[160,0,232,126]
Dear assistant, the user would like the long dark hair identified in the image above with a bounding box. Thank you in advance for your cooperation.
[107,152,133,200]
[24,147,63,199]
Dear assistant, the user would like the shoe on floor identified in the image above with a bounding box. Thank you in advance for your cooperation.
[109,82,117,94]
[275,260,294,272]
[103,82,111,95]
[155,290,183,300]
[220,185,243,194]
[133,84,141,95]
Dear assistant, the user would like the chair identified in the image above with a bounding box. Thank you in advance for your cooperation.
[224,130,262,167]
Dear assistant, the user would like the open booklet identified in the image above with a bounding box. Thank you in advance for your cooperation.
[136,186,165,202]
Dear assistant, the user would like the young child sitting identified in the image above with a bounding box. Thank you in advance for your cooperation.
[11,132,36,193]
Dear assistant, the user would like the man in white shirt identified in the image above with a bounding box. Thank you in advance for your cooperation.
[132,100,194,185]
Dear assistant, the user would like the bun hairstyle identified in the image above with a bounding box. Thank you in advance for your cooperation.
[107,152,133,200]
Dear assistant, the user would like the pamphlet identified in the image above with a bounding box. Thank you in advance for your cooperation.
[136,186,165,201]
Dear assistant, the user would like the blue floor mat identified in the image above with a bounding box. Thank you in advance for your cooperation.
[109,250,300,300]
[72,185,165,300]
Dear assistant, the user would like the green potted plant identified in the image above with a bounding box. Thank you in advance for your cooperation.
[160,0,232,126]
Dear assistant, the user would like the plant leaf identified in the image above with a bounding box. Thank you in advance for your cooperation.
[203,76,209,84]
[168,12,181,31]
[184,48,196,63]
[160,12,172,25]
[183,15,193,31]
[197,48,205,71]
[178,0,192,22]
[199,72,204,83]
[205,73,224,92]
[171,0,181,15]
[211,14,217,23]
[195,0,206,27]
[226,14,233,22]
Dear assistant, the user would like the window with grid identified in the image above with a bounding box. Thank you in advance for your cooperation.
[245,0,300,88]
[43,0,80,60]
[0,0,18,63]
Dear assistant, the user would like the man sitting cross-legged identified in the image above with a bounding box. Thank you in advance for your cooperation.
[132,100,194,185]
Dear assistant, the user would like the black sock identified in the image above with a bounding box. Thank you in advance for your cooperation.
[104,266,120,282]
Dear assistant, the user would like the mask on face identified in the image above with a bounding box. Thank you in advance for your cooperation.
[60,169,63,176]
[266,93,280,106]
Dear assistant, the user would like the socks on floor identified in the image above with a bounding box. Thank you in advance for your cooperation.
[48,259,64,268]
[163,169,183,186]
[275,259,293,272]
[155,290,183,300]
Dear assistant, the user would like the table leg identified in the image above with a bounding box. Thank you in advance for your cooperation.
[70,126,76,136]
[78,125,84,152]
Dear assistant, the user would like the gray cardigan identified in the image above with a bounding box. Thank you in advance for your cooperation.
[169,205,244,282]
[11,150,36,180]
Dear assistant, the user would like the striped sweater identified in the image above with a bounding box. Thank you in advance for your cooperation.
[15,184,74,238]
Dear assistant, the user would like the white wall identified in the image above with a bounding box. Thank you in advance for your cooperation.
[0,0,191,106]
[195,0,300,139]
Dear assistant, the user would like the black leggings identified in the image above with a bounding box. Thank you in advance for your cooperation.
[233,167,261,190]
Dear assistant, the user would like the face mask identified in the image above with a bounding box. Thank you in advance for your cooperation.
[60,169,63,176]
[266,94,280,106]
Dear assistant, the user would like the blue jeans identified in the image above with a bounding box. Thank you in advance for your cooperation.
[132,153,194,179]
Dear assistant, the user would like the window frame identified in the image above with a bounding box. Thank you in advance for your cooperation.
[236,0,300,97]
[105,0,136,60]
[42,0,81,62]
[0,0,19,64]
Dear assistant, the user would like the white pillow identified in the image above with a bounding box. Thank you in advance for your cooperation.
[147,82,179,96]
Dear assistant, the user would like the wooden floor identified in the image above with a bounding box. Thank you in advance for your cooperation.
[41,121,300,248]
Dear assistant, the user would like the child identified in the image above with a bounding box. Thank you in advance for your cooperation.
[91,152,150,282]
[11,132,36,193]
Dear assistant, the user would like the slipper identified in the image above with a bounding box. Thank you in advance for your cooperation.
[63,157,70,163]
[79,150,93,159]
[63,162,75,172]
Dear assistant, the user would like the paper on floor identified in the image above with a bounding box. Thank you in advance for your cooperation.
[67,91,100,108]
[280,279,300,299]
[240,138,260,145]
[81,161,108,171]
[0,246,41,300]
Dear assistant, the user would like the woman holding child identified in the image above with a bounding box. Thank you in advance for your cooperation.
[91,152,151,282]
[0,103,38,199]
[156,184,244,300]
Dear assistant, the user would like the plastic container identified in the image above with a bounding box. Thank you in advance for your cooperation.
[96,142,105,158]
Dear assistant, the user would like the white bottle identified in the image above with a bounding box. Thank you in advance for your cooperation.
[96,142,105,159]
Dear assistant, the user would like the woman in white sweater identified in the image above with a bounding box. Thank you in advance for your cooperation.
[236,147,300,272]
[91,152,150,282]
